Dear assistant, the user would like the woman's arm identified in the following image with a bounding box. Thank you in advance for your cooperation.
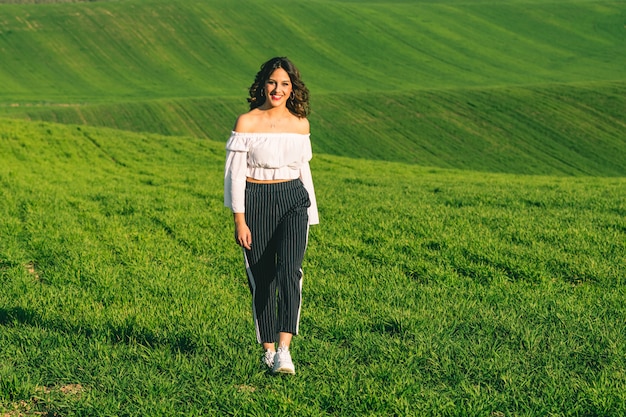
[233,212,252,250]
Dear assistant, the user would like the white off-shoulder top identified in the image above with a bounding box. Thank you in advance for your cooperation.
[223,131,319,225]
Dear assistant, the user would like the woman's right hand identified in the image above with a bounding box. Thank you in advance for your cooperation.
[234,213,252,250]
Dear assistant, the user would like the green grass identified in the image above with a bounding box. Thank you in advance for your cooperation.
[1,0,624,174]
[0,0,623,102]
[0,0,625,414]
[8,81,626,176]
[1,118,625,415]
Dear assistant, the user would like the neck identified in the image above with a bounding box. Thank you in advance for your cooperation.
[260,103,290,116]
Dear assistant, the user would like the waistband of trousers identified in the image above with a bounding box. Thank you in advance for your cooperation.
[245,179,302,192]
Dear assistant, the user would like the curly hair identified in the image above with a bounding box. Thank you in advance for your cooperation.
[247,57,310,118]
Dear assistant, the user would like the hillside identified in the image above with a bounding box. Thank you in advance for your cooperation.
[13,82,626,176]
[1,118,625,415]
[0,0,625,175]
[1,0,624,100]
[1,1,625,414]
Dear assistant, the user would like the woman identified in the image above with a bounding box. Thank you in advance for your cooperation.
[224,57,319,375]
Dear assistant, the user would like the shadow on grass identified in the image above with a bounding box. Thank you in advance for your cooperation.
[0,306,197,354]
[0,306,37,326]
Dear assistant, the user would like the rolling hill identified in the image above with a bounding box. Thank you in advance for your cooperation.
[0,0,626,176]
[0,0,624,175]
[1,1,626,414]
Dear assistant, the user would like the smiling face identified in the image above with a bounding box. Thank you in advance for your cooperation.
[248,57,310,117]
[264,68,293,109]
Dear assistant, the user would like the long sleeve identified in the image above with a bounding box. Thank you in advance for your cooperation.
[300,161,319,225]
[224,135,249,213]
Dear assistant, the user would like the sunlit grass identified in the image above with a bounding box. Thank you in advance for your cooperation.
[2,0,625,176]
[0,0,624,414]
[1,119,624,415]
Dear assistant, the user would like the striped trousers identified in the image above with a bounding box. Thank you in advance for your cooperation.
[243,179,310,344]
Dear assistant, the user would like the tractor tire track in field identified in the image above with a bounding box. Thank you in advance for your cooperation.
[81,129,127,167]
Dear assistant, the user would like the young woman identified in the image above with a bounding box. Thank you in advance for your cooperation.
[224,57,319,375]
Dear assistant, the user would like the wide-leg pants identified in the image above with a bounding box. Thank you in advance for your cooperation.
[243,179,310,344]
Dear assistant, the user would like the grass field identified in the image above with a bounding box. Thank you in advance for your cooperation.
[9,81,626,176]
[1,119,625,415]
[1,0,624,100]
[1,0,626,415]
[1,0,626,174]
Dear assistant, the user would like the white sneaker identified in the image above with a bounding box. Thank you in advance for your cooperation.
[262,350,275,369]
[272,346,295,375]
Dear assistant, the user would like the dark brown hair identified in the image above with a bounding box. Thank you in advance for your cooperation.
[248,57,310,117]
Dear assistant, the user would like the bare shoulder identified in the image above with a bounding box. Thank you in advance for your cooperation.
[233,110,262,133]
[291,116,310,135]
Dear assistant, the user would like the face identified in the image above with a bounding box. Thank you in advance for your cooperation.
[264,68,293,108]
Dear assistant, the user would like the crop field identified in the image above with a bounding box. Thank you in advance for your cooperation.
[1,118,624,416]
[1,0,625,415]
[1,0,626,173]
